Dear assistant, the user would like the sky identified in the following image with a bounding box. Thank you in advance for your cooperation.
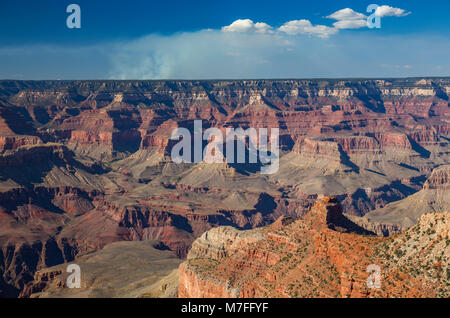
[0,0,449,79]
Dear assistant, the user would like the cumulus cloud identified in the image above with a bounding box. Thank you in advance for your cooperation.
[223,18,337,39]
[278,20,337,38]
[327,5,410,30]
[254,22,273,34]
[375,5,411,17]
[326,8,368,30]
[222,5,411,36]
[332,19,368,30]
[327,8,367,21]
[222,19,273,34]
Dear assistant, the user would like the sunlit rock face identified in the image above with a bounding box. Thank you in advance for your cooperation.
[179,197,449,298]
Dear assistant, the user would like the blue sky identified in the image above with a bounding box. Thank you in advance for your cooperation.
[0,0,449,79]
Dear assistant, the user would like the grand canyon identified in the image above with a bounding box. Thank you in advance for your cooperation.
[0,78,448,298]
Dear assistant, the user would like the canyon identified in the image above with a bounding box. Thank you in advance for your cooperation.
[0,78,448,297]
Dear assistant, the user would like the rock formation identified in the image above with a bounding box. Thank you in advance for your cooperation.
[354,165,450,233]
[179,197,449,298]
[20,241,181,298]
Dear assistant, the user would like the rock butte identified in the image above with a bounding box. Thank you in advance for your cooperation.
[179,197,449,298]
[0,79,448,297]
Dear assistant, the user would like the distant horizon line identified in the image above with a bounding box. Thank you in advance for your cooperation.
[1,76,450,82]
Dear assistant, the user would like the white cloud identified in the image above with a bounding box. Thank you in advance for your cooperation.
[223,5,411,36]
[278,20,338,38]
[327,8,368,30]
[222,19,273,34]
[223,18,337,38]
[222,19,254,32]
[375,5,411,17]
[327,8,367,21]
[327,5,410,30]
[333,19,368,29]
[254,22,273,34]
